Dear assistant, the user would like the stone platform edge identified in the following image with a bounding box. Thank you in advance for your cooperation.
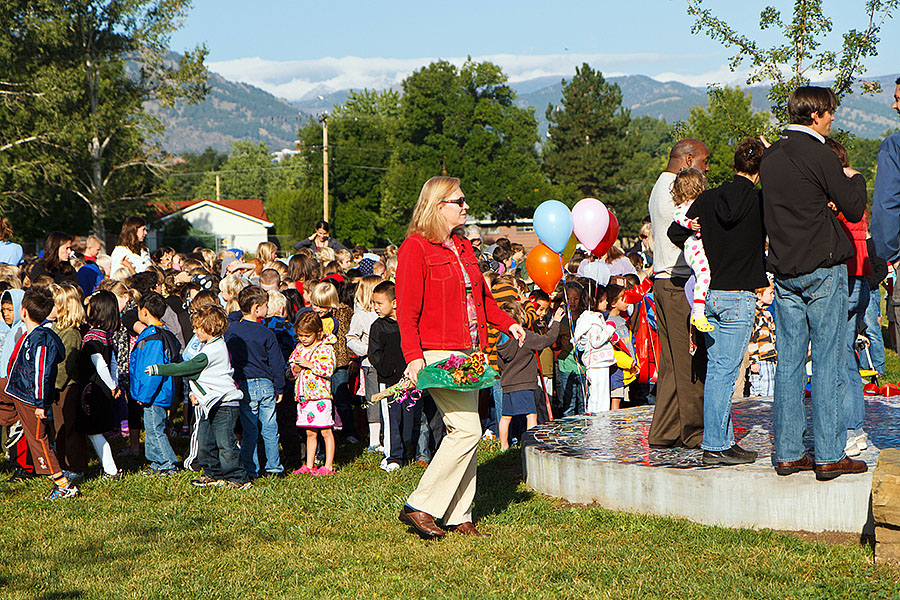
[523,444,874,534]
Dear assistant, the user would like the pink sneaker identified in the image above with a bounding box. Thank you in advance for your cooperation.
[314,466,335,476]
[292,465,314,475]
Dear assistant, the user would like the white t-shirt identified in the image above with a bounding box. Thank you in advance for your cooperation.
[110,246,151,275]
[648,172,691,279]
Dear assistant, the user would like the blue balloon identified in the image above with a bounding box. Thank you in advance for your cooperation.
[533,200,573,254]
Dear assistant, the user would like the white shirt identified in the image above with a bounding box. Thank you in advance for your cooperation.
[784,124,825,144]
[110,246,151,275]
[649,171,691,279]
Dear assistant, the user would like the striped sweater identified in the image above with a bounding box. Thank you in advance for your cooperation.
[748,302,776,364]
[485,281,536,370]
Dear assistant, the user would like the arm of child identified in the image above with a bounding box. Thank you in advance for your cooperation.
[523,319,562,351]
[146,353,208,379]
[92,353,118,391]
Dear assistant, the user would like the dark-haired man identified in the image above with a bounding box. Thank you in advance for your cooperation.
[760,86,867,480]
[647,138,710,449]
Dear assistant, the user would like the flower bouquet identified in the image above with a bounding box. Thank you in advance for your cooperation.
[370,352,499,407]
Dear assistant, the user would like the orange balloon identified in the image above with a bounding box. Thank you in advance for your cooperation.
[526,243,564,294]
[591,209,620,258]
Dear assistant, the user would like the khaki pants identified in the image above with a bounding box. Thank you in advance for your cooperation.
[406,349,481,526]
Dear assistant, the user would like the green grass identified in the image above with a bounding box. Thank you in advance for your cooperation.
[1,437,899,600]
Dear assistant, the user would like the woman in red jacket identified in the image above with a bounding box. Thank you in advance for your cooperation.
[396,176,525,539]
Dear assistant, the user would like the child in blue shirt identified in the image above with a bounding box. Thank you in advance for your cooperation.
[130,292,181,475]
[225,285,286,478]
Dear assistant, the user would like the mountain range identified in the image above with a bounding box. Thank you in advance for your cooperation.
[149,69,900,154]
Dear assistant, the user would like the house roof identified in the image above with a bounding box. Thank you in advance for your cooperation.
[157,198,273,227]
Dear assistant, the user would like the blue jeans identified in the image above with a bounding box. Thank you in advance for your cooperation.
[488,383,503,435]
[749,361,776,397]
[861,287,886,374]
[143,405,178,471]
[701,291,756,451]
[772,265,847,465]
[843,277,869,434]
[238,378,282,476]
[556,369,586,417]
[331,366,357,439]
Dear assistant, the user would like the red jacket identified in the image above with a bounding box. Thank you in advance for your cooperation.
[397,232,515,363]
[838,210,872,277]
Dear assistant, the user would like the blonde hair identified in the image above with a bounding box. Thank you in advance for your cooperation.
[309,281,340,310]
[383,256,397,281]
[316,246,336,264]
[0,264,22,289]
[196,248,216,271]
[97,278,130,299]
[267,290,287,317]
[671,168,707,207]
[51,283,85,330]
[111,267,131,281]
[268,261,288,279]
[334,248,351,265]
[256,241,278,265]
[354,275,382,311]
[407,176,461,242]
[219,274,247,301]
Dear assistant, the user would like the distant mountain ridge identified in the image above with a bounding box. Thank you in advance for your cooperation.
[151,69,900,154]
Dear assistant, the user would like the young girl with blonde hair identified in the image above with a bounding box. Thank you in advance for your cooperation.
[671,168,713,332]
[345,274,384,451]
[50,283,88,476]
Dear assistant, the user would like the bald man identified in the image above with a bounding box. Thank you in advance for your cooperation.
[647,139,710,448]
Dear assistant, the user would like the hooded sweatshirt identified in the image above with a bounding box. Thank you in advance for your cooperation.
[0,289,25,378]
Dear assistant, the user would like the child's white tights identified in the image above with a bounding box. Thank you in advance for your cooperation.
[87,434,118,476]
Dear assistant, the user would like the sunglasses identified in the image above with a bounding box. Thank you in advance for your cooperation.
[440,197,466,207]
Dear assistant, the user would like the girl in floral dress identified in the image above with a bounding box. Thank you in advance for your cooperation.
[290,311,337,475]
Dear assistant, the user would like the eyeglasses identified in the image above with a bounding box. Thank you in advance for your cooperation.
[639,234,648,239]
[440,197,466,207]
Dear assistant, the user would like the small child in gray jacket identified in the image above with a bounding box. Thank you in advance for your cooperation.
[496,302,564,450]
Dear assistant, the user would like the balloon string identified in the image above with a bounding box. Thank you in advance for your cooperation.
[558,254,590,410]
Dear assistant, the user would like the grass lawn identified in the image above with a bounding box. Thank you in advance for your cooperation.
[2,432,900,599]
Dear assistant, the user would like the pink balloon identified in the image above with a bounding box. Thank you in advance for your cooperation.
[571,198,610,251]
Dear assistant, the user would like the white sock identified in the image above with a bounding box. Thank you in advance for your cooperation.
[368,422,381,446]
[691,306,706,321]
[88,434,118,475]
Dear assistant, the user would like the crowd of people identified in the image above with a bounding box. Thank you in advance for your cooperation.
[1,82,898,539]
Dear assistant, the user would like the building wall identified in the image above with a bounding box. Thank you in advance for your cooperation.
[180,206,270,252]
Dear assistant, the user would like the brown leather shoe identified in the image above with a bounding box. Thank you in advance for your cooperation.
[398,506,445,539]
[815,456,868,481]
[775,454,815,476]
[448,521,490,536]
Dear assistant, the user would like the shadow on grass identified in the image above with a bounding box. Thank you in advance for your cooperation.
[474,447,533,519]
[36,592,83,600]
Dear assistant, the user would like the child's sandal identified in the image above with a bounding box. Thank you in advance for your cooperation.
[690,316,714,333]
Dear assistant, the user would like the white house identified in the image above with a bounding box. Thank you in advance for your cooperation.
[154,198,273,253]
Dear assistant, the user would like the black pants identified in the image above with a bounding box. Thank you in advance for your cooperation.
[199,404,247,483]
[387,393,420,465]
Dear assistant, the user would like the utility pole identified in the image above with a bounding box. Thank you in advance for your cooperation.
[215,174,220,202]
[319,113,329,221]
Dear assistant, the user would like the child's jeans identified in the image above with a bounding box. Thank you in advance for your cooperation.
[238,378,283,476]
[749,361,776,397]
[199,404,247,483]
[143,404,178,472]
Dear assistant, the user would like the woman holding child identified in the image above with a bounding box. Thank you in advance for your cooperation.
[669,138,768,466]
[396,176,525,539]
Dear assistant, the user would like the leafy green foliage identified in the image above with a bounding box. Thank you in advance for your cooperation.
[0,0,209,240]
[685,0,900,124]
[678,87,771,186]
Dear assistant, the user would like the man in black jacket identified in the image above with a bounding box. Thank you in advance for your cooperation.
[760,86,868,481]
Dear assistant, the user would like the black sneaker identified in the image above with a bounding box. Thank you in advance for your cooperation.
[729,444,758,461]
[702,446,757,465]
[4,421,23,449]
[4,467,37,483]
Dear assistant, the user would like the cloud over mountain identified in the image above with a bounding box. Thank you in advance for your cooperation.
[208,52,745,101]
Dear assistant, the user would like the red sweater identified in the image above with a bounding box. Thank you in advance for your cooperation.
[396,232,515,363]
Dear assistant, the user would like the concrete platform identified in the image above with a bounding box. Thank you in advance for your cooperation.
[522,397,900,533]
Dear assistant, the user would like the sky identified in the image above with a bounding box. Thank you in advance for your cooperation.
[169,0,900,101]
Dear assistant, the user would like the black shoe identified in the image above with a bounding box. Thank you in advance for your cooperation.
[702,446,757,465]
[729,444,758,461]
[4,467,37,483]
